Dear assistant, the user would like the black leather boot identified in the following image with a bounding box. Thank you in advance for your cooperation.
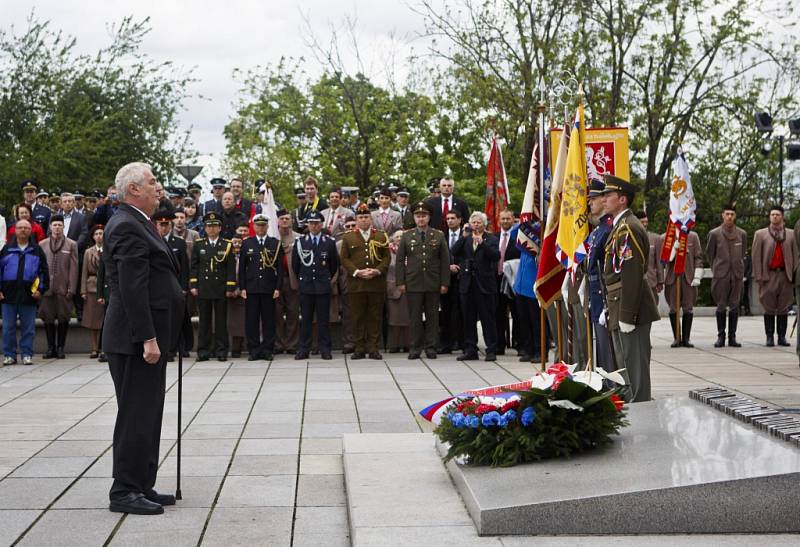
[714,311,726,348]
[43,324,57,358]
[764,314,775,346]
[681,312,694,348]
[669,312,681,347]
[777,314,790,346]
[727,310,741,347]
[56,321,69,358]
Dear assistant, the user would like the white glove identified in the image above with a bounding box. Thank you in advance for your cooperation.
[599,311,607,327]
[619,321,636,333]
[691,268,703,287]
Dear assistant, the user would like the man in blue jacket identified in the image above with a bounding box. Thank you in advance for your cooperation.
[0,219,49,366]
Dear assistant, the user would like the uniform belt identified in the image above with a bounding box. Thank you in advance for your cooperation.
[606,281,622,291]
[588,274,600,281]
[770,267,785,272]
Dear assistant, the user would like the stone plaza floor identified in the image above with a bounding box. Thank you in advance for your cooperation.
[1,314,799,546]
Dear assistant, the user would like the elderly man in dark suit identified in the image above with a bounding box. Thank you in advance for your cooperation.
[103,162,185,515]
[424,177,470,232]
[451,211,500,361]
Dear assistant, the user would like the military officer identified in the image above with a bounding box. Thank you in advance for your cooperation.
[339,203,391,359]
[396,201,450,359]
[395,187,415,229]
[601,175,660,402]
[293,211,339,360]
[190,212,236,361]
[23,180,53,233]
[586,180,614,370]
[239,214,283,361]
[658,225,703,348]
[752,205,797,347]
[706,204,747,347]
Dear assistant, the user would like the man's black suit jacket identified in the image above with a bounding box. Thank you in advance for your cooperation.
[424,195,470,231]
[65,211,88,251]
[451,232,500,295]
[102,203,184,356]
[164,233,190,291]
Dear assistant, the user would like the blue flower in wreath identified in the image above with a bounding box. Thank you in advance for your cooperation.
[521,406,536,426]
[481,411,502,427]
[466,414,480,428]
[451,412,465,428]
[498,409,517,427]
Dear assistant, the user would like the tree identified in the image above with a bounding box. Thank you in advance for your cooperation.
[0,14,194,208]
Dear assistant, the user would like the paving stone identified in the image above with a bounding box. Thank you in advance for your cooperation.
[53,477,110,509]
[296,474,346,507]
[355,525,502,546]
[300,437,343,455]
[0,440,49,458]
[0,510,40,546]
[236,438,299,455]
[299,454,343,475]
[157,455,231,477]
[199,507,293,546]
[10,456,96,478]
[301,422,360,438]
[109,507,208,546]
[360,421,421,433]
[166,438,237,456]
[16,508,120,546]
[154,475,224,508]
[36,440,110,458]
[0,477,73,509]
[228,454,297,475]
[183,424,243,439]
[241,422,302,438]
[216,475,296,507]
[293,506,350,545]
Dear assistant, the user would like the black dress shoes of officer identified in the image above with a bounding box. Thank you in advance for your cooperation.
[408,351,421,360]
[456,353,478,361]
[295,352,309,360]
[425,349,437,359]
[145,490,176,506]
[484,352,496,362]
[109,492,164,515]
[350,352,365,360]
[248,354,260,361]
[197,354,209,362]
[368,352,383,360]
[321,353,332,360]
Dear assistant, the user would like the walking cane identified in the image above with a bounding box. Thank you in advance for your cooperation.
[176,338,183,501]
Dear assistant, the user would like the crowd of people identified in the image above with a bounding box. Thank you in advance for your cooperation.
[0,173,798,395]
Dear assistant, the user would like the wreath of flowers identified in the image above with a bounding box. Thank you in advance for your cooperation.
[433,363,628,467]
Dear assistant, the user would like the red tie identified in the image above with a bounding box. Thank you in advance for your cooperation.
[441,198,449,230]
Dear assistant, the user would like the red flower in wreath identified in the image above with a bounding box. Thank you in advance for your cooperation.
[610,394,624,412]
[475,404,499,415]
[500,399,520,413]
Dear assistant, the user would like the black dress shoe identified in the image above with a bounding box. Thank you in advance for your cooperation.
[197,354,209,362]
[425,349,437,359]
[98,353,108,363]
[321,353,332,360]
[408,351,421,359]
[217,355,227,362]
[145,490,176,506]
[109,493,164,515]
[485,353,497,361]
[167,353,175,362]
[778,337,791,347]
[181,350,190,358]
[368,352,383,360]
[295,352,309,360]
[231,351,242,358]
[517,354,530,362]
[56,347,66,359]
[350,352,365,360]
[248,354,259,361]
[342,345,355,354]
[437,348,452,354]
[456,353,478,361]
[264,353,273,360]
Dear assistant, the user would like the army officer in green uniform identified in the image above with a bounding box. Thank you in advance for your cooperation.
[190,212,236,361]
[396,202,450,359]
[601,175,660,402]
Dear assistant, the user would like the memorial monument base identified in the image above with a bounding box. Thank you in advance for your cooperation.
[440,397,800,535]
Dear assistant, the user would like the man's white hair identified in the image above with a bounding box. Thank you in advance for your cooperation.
[469,211,488,226]
[115,162,153,201]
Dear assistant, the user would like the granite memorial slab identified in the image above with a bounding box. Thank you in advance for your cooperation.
[440,396,800,536]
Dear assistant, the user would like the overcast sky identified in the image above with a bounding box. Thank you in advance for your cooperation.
[5,1,436,174]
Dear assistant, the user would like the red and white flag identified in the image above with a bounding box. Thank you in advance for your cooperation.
[484,136,510,233]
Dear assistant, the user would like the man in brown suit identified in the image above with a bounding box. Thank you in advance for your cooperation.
[39,214,79,358]
[635,211,664,306]
[396,202,450,360]
[658,228,703,347]
[752,205,797,346]
[339,203,390,359]
[706,204,747,347]
[601,176,660,402]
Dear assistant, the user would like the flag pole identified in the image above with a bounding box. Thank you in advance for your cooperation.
[537,76,547,371]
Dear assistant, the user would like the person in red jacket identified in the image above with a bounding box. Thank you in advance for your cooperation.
[7,203,46,243]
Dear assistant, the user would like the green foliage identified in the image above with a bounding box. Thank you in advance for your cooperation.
[0,14,194,209]
[435,379,628,467]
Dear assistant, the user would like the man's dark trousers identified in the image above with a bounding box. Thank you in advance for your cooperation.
[197,297,227,357]
[300,293,331,354]
[245,293,276,357]
[108,353,166,500]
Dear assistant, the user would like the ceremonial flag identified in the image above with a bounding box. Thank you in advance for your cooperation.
[260,181,280,239]
[516,140,544,255]
[555,104,590,272]
[484,136,510,233]
[659,147,696,274]
[534,121,571,308]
